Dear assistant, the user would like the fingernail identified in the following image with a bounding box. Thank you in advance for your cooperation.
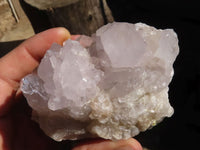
[71,35,81,40]
[115,146,134,150]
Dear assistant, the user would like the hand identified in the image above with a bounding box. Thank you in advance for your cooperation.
[0,28,142,150]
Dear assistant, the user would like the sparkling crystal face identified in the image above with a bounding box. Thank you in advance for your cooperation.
[21,22,179,141]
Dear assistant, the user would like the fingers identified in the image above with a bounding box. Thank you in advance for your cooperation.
[0,27,70,84]
[72,138,143,150]
[0,28,70,116]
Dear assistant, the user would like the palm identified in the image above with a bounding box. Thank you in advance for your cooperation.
[0,95,66,150]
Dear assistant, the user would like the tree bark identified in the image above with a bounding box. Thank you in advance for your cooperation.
[46,0,114,35]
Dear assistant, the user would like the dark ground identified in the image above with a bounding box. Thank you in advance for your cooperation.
[0,0,200,150]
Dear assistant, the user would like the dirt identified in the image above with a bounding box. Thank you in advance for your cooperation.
[0,0,34,42]
[0,0,17,39]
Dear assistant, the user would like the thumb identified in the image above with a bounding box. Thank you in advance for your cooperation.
[0,27,70,116]
[0,27,70,83]
[72,138,143,150]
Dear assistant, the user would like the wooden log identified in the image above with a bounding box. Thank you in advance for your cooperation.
[46,0,114,35]
[24,0,80,10]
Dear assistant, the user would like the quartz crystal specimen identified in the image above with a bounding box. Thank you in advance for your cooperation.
[21,22,179,141]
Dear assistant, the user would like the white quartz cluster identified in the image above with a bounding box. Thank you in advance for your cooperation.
[21,22,179,141]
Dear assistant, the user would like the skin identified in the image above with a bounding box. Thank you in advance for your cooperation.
[0,28,142,150]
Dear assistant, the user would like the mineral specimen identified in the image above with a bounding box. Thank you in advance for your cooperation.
[21,22,179,141]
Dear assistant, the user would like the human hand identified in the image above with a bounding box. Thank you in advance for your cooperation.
[0,28,142,150]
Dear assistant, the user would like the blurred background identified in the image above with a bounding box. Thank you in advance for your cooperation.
[0,0,200,150]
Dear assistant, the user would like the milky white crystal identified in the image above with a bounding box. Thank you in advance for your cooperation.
[21,22,179,141]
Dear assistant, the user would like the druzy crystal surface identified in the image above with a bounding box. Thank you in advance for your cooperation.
[21,22,179,141]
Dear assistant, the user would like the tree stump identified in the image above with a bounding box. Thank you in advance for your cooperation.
[45,0,114,35]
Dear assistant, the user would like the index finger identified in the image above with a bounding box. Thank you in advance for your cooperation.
[0,28,70,116]
[0,27,70,84]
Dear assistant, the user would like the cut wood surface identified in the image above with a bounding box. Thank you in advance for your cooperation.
[24,0,80,10]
